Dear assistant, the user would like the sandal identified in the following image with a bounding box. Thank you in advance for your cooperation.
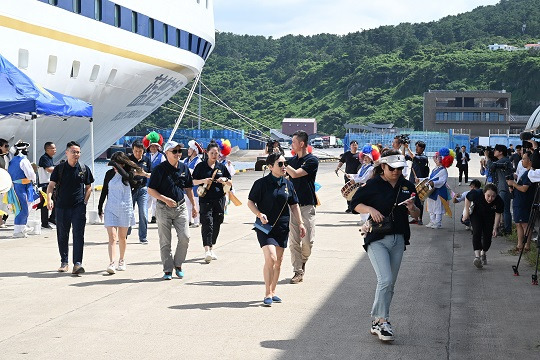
[524,245,531,252]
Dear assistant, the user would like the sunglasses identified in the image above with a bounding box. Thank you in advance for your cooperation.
[276,161,288,167]
[170,149,182,154]
[387,166,404,172]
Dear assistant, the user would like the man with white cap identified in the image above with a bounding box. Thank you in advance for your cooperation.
[148,141,198,280]
[184,140,203,227]
[146,141,166,223]
[7,141,37,238]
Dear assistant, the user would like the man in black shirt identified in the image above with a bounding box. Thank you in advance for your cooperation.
[335,140,360,212]
[286,130,319,284]
[148,141,197,280]
[128,140,152,244]
[456,146,470,185]
[405,141,429,225]
[47,141,94,275]
[510,145,522,172]
[38,142,56,228]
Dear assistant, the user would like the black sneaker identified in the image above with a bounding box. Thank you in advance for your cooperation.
[150,216,157,223]
[371,320,394,341]
[481,254,487,265]
[345,209,352,213]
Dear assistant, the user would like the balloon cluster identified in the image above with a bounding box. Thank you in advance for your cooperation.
[359,144,380,162]
[142,131,164,149]
[216,139,232,157]
[290,145,313,156]
[435,147,455,168]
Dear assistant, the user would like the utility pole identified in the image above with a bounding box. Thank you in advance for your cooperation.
[198,79,201,130]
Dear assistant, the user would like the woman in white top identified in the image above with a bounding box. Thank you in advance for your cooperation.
[100,152,147,274]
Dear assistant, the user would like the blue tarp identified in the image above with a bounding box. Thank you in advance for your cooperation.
[0,54,92,117]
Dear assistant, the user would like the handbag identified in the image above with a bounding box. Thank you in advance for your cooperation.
[369,214,393,234]
[367,184,401,236]
[254,181,289,235]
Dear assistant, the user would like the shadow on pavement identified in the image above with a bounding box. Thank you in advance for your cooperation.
[69,277,164,287]
[169,300,263,310]
[186,280,264,287]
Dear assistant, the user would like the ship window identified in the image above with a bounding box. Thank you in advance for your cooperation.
[70,60,80,78]
[114,5,121,27]
[176,29,180,47]
[188,34,193,51]
[48,0,58,5]
[106,69,117,85]
[72,0,81,13]
[131,11,138,33]
[18,49,29,69]
[149,18,155,39]
[94,0,102,21]
[206,0,209,9]
[47,55,58,74]
[90,65,100,81]
[163,24,168,43]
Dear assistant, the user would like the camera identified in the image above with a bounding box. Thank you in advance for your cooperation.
[475,145,493,155]
[397,134,410,145]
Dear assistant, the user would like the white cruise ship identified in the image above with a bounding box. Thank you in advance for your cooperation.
[0,0,215,164]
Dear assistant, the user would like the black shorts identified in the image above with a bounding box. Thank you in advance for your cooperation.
[256,229,288,249]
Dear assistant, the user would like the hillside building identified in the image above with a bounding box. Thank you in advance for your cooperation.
[282,118,317,136]
[423,90,527,137]
[488,43,518,51]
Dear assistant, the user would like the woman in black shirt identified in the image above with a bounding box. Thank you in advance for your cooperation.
[463,183,503,268]
[350,149,421,342]
[192,141,232,264]
[248,153,306,307]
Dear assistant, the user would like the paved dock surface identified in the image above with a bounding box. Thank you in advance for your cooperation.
[1,155,539,359]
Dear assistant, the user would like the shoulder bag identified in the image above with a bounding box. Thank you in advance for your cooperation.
[254,181,289,234]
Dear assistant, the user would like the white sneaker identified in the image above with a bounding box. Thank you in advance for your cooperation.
[117,259,126,271]
[210,250,218,260]
[204,251,212,263]
[434,223,442,229]
[425,222,434,228]
[106,262,116,274]
[12,232,27,238]
[0,223,7,228]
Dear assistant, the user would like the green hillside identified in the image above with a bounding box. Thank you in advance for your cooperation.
[144,0,540,137]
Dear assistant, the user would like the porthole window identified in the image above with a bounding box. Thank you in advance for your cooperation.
[47,55,58,74]
[90,65,100,81]
[18,49,29,69]
[70,60,80,78]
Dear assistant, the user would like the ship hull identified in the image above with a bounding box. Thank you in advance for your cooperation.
[0,0,215,164]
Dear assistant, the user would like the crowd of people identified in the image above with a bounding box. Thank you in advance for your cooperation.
[3,131,540,344]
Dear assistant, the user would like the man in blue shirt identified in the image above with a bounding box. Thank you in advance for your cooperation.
[148,141,198,280]
[128,140,152,244]
[285,130,319,284]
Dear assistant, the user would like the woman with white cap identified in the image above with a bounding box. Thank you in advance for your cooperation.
[184,140,203,227]
[7,141,37,238]
[351,149,421,342]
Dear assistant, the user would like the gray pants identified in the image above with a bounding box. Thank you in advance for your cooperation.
[156,201,190,273]
[289,205,316,273]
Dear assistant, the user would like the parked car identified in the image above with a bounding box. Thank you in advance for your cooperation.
[311,138,324,148]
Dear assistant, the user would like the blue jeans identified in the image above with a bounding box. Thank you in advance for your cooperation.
[367,234,405,320]
[56,204,86,264]
[131,186,148,241]
[499,190,512,233]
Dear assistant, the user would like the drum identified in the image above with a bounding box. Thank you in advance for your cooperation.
[415,178,434,201]
[341,180,361,201]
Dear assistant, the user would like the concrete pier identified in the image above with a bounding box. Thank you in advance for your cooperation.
[1,154,539,359]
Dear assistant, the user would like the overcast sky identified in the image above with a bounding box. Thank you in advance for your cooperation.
[214,0,500,38]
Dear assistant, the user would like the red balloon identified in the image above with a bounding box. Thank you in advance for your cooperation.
[290,149,296,156]
[307,145,313,153]
[142,136,150,149]
[158,133,164,146]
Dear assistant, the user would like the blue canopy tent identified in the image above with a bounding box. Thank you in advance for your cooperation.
[0,53,99,224]
[0,53,93,163]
